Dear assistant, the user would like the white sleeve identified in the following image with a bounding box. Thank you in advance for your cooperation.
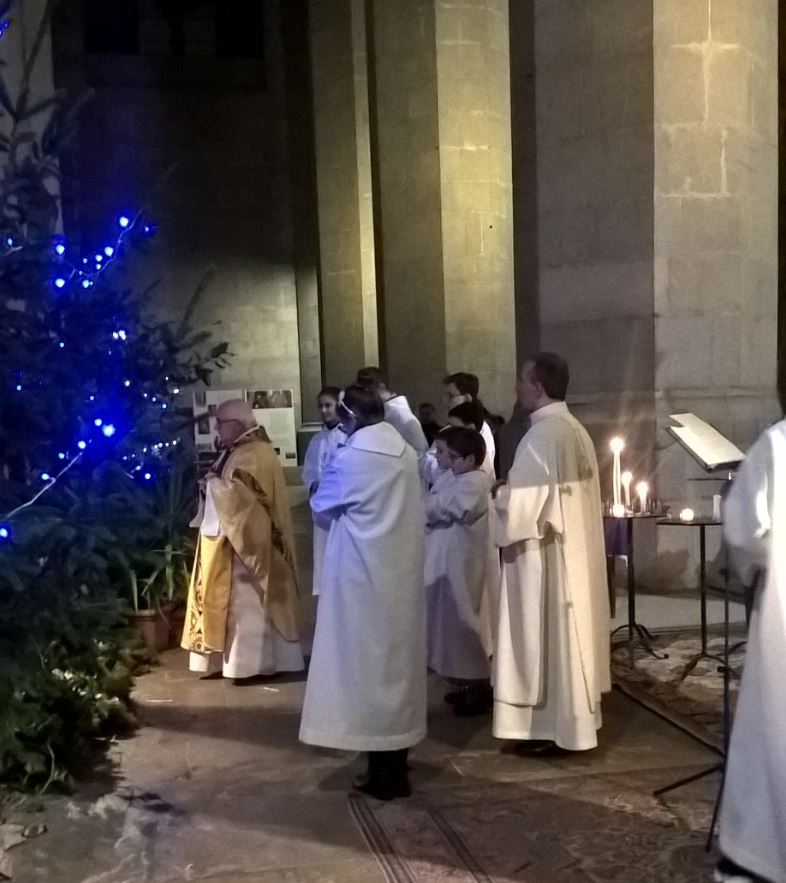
[301,433,323,496]
[424,478,488,527]
[724,432,772,583]
[494,440,559,547]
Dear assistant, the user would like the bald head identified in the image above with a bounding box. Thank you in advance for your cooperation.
[217,399,256,428]
[216,399,257,447]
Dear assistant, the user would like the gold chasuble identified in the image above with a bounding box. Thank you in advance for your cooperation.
[181,428,300,654]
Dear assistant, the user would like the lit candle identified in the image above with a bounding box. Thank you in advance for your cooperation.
[611,503,626,519]
[679,508,695,522]
[621,471,633,510]
[609,437,625,508]
[636,481,649,513]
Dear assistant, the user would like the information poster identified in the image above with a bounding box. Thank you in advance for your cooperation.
[250,389,298,466]
[193,388,298,466]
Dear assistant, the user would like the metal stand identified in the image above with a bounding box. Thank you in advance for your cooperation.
[609,515,668,666]
[653,545,749,853]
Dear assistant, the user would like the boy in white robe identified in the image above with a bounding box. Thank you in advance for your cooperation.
[301,386,346,596]
[425,427,494,716]
[715,418,786,883]
[443,371,497,475]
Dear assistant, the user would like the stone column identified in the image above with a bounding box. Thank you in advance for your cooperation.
[532,0,656,461]
[309,0,378,388]
[367,0,516,413]
[651,0,779,587]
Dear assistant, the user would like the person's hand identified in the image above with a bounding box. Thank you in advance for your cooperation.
[491,479,507,499]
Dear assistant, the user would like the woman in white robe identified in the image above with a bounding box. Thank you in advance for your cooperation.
[301,387,346,596]
[299,384,427,801]
[718,419,786,883]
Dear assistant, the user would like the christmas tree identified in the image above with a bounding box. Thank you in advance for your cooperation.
[0,2,228,787]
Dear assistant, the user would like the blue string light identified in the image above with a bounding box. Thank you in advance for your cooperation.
[0,526,10,541]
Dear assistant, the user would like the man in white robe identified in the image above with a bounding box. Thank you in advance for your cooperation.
[356,366,428,454]
[300,384,427,800]
[443,371,497,476]
[493,353,610,753]
[716,418,786,883]
[301,386,346,596]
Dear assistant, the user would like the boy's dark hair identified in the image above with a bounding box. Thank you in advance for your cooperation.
[528,352,569,401]
[448,400,485,430]
[341,384,384,426]
[318,385,341,400]
[356,366,388,390]
[441,426,486,467]
[443,371,476,397]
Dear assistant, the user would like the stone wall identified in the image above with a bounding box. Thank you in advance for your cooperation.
[532,0,656,472]
[52,1,307,421]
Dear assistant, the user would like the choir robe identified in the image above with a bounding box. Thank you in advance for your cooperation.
[384,394,429,454]
[425,469,493,681]
[299,422,427,751]
[182,428,304,678]
[720,420,786,883]
[301,422,346,596]
[492,401,610,751]
[480,420,497,477]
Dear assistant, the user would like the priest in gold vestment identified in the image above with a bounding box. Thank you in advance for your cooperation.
[182,399,304,681]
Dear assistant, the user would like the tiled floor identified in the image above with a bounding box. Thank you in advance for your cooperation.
[8,651,721,882]
[6,483,724,882]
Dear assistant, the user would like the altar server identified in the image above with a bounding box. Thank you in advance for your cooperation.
[716,418,786,883]
[301,386,346,595]
[357,366,428,454]
[443,371,496,476]
[300,384,427,800]
[425,427,494,715]
[447,401,496,478]
[182,399,304,681]
[493,353,610,753]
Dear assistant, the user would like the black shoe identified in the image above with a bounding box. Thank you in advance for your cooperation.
[714,856,764,882]
[443,687,468,706]
[512,740,570,757]
[453,684,493,717]
[352,776,412,801]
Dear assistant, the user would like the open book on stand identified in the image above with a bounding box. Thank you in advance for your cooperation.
[668,413,744,472]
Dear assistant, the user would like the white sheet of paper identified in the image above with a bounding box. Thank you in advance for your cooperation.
[200,481,222,537]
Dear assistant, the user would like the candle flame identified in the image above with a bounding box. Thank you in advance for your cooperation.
[636,481,649,496]
[611,503,626,518]
[609,436,625,454]
[621,471,633,487]
[679,508,695,522]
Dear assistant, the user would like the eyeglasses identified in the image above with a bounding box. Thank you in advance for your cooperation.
[215,417,242,427]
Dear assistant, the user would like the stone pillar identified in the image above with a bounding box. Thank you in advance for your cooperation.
[309,0,377,388]
[282,0,323,423]
[651,0,779,586]
[532,0,656,462]
[367,0,516,413]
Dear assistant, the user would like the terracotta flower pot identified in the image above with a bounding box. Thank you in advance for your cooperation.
[130,608,171,654]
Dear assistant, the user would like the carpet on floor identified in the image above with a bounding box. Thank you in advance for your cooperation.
[611,629,746,752]
[349,771,715,882]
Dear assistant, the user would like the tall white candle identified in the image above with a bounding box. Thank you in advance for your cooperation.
[621,471,633,510]
[609,437,625,508]
[636,481,649,513]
